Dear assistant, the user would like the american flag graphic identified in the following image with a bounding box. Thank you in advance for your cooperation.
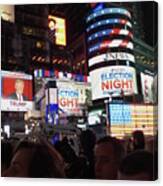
[109,104,157,138]
[86,18,132,32]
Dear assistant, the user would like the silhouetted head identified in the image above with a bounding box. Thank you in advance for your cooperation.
[1,141,13,173]
[118,150,155,180]
[80,129,96,152]
[3,140,65,178]
[94,136,125,180]
[132,130,145,150]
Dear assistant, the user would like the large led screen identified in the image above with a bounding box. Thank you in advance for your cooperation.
[109,104,157,137]
[1,71,33,112]
[141,72,154,103]
[48,15,66,46]
[57,81,90,116]
[88,52,135,67]
[90,66,138,100]
[0,5,15,23]
[34,78,91,116]
[88,109,104,125]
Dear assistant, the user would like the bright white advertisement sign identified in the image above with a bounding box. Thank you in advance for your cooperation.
[88,52,135,67]
[1,99,33,112]
[90,66,138,100]
[45,88,58,105]
[35,78,91,116]
[0,5,15,23]
[88,110,103,125]
[141,73,154,103]
[57,81,90,116]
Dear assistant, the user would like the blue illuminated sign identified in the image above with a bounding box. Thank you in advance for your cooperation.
[45,104,58,125]
[86,8,131,23]
[109,104,132,125]
[93,3,104,12]
[59,89,79,97]
[86,19,132,32]
[88,29,113,41]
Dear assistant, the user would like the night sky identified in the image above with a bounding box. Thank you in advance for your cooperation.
[48,2,158,47]
[141,1,158,46]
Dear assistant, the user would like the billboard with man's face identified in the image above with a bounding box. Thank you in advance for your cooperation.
[1,71,33,112]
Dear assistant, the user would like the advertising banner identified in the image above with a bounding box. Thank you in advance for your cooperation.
[45,88,58,105]
[89,40,133,53]
[88,109,104,125]
[1,71,33,112]
[35,78,91,116]
[57,81,85,116]
[0,5,15,23]
[109,104,157,137]
[48,15,66,46]
[88,52,135,67]
[109,104,132,125]
[141,72,154,103]
[90,66,138,100]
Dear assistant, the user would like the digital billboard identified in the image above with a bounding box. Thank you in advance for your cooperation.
[57,81,90,116]
[34,78,91,116]
[109,104,157,138]
[0,5,15,23]
[110,104,132,125]
[1,71,33,112]
[48,15,66,46]
[141,72,154,103]
[86,8,131,23]
[88,52,135,67]
[152,74,158,103]
[88,109,104,125]
[90,66,138,100]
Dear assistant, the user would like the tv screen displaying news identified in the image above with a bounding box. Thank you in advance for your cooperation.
[1,71,33,112]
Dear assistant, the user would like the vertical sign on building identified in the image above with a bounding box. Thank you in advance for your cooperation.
[48,15,66,46]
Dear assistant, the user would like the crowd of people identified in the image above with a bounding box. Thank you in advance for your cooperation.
[1,129,158,180]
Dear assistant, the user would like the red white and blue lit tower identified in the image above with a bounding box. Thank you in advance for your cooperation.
[86,4,138,101]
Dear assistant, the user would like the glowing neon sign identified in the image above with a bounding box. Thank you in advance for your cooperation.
[86,8,131,23]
